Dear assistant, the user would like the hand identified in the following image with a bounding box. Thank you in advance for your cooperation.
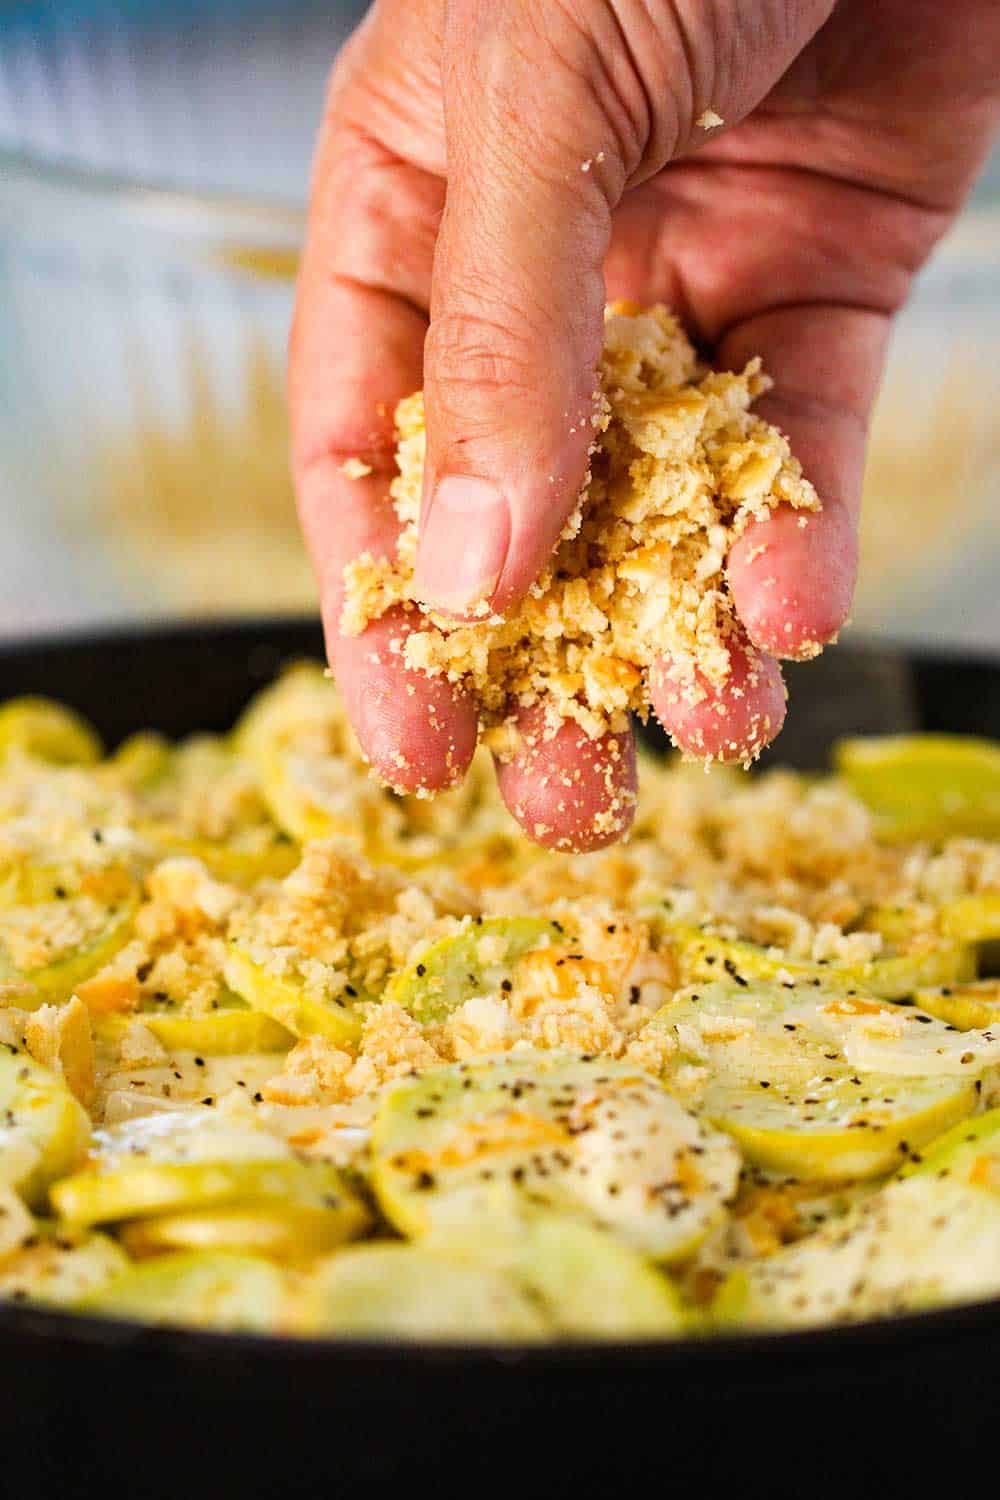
[290,0,999,850]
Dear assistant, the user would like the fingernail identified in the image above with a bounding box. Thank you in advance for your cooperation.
[412,476,509,614]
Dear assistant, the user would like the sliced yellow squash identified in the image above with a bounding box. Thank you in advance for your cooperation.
[0,1044,90,1204]
[233,663,380,846]
[430,1211,686,1339]
[224,946,364,1046]
[835,733,1000,840]
[913,979,1000,1032]
[137,821,299,887]
[230,662,338,762]
[719,1174,1000,1329]
[253,750,366,846]
[898,1106,1000,1185]
[653,983,978,1181]
[0,697,102,766]
[0,858,138,909]
[51,1108,365,1230]
[941,891,1000,942]
[0,1183,34,1258]
[855,904,938,948]
[120,1201,367,1263]
[52,1156,364,1232]
[384,916,560,1025]
[0,1225,129,1307]
[811,991,1000,1076]
[0,895,138,1010]
[372,1055,739,1263]
[83,1251,289,1331]
[102,732,172,789]
[297,1244,548,1341]
[94,1003,294,1057]
[669,923,974,1000]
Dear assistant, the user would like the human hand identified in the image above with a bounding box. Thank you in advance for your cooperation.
[290,0,1000,850]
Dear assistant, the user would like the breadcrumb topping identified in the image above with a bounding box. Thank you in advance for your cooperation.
[341,303,818,741]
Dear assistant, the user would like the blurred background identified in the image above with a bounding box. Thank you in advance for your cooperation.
[1,0,998,649]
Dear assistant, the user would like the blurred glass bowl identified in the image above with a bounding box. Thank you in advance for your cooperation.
[0,146,314,634]
[852,210,1000,650]
[1,0,998,648]
[0,141,998,650]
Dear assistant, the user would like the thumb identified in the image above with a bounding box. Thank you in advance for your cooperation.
[412,0,619,615]
[413,0,836,617]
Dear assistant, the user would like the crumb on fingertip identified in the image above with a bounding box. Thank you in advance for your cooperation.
[341,304,819,767]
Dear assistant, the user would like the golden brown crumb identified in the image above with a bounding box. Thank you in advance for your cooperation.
[23,997,95,1105]
[342,304,818,741]
[117,1021,168,1069]
[282,1036,354,1092]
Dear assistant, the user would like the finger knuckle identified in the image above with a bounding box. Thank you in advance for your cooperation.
[424,307,540,406]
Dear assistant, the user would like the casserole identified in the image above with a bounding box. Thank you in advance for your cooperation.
[1,616,998,1499]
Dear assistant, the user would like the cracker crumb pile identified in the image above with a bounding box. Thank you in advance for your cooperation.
[341,303,819,743]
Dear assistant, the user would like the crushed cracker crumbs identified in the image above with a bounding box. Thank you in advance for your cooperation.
[341,303,818,745]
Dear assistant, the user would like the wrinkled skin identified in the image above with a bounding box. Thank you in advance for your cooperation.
[290,0,1000,849]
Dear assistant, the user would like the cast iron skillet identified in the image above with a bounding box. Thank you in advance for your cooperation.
[1,618,998,1500]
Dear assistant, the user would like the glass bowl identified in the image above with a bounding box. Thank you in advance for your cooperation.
[0,146,313,634]
[854,208,1000,650]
